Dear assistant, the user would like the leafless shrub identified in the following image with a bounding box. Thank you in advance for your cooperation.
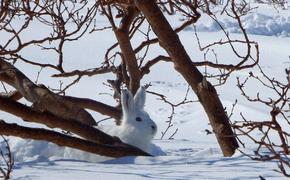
[255,0,289,9]
[232,64,289,177]
[0,136,14,180]
[0,0,266,157]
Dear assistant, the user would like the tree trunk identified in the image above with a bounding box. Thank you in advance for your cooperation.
[114,7,140,94]
[135,0,239,156]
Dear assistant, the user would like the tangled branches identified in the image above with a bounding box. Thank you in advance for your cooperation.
[0,0,265,158]
[233,64,289,177]
[148,85,195,139]
[0,136,14,180]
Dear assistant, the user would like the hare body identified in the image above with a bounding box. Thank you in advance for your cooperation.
[111,87,157,152]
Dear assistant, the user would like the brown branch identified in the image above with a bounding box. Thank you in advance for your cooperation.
[148,85,195,140]
[0,136,13,180]
[233,62,290,176]
[64,95,122,120]
[0,96,115,145]
[101,0,134,6]
[114,7,141,94]
[52,66,116,78]
[0,120,150,157]
[0,90,22,101]
[1,1,98,73]
[140,55,171,77]
[134,17,199,54]
[0,60,96,126]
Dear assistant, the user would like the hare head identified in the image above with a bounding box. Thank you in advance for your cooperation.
[118,87,157,152]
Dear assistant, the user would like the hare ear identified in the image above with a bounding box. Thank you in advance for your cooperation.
[121,89,134,116]
[134,86,146,110]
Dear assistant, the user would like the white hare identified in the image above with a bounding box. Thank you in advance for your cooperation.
[111,87,157,153]
[6,87,158,163]
[5,87,159,164]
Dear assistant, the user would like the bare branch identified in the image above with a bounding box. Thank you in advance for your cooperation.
[0,120,150,157]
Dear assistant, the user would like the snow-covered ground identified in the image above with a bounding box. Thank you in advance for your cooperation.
[194,3,290,37]
[0,2,289,180]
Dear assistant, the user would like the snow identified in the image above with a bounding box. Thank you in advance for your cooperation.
[194,3,290,37]
[0,2,289,180]
[8,141,288,179]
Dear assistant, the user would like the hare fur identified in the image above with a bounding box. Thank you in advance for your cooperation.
[111,87,157,152]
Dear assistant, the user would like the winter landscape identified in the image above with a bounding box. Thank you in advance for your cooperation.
[0,0,289,179]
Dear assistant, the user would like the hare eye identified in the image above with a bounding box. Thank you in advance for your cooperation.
[136,117,142,122]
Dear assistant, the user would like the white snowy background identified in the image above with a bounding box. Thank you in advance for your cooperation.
[0,1,289,179]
